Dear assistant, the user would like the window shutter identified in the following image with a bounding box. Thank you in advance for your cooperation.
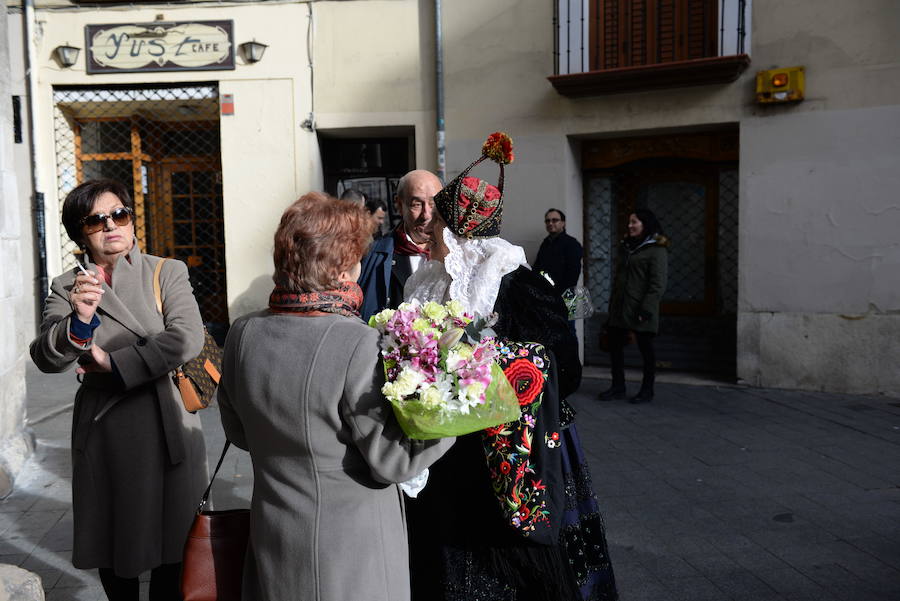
[685,0,718,60]
[656,0,677,62]
[590,0,717,70]
[628,0,648,66]
[590,0,621,70]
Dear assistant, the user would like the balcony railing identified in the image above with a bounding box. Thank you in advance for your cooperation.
[550,0,751,96]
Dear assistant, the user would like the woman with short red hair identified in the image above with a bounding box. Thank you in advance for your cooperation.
[217,192,453,601]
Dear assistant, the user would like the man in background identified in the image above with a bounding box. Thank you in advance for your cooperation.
[340,188,367,205]
[365,198,388,238]
[357,170,442,321]
[533,208,583,296]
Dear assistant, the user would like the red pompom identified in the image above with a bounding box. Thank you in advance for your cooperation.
[482,132,515,165]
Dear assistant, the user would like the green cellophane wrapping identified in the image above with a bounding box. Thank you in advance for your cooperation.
[389,363,520,440]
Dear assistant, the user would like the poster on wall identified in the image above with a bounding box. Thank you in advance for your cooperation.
[85,21,235,74]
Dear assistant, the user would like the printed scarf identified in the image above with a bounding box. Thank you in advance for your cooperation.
[393,225,431,259]
[269,281,363,318]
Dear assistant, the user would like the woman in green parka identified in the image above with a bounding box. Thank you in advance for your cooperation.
[599,208,669,403]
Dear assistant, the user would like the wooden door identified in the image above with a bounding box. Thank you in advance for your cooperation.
[156,161,228,324]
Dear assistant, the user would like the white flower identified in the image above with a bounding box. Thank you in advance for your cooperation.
[411,318,434,334]
[397,301,419,312]
[446,379,487,415]
[422,301,448,321]
[381,381,403,402]
[446,300,466,318]
[419,385,444,409]
[461,380,487,405]
[394,365,427,397]
[445,343,474,371]
[370,309,396,329]
[416,373,454,410]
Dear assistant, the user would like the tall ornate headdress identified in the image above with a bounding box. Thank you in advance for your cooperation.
[434,132,514,239]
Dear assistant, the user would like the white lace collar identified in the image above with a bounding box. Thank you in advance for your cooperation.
[408,230,527,315]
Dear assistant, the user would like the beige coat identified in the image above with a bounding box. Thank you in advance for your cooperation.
[30,245,208,577]
[217,310,454,601]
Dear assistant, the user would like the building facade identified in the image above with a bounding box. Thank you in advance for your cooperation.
[8,0,900,395]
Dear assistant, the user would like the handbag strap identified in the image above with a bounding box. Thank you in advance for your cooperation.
[152,258,167,315]
[151,257,189,377]
[197,440,232,513]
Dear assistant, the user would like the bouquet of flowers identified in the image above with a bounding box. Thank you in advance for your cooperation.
[369,300,520,440]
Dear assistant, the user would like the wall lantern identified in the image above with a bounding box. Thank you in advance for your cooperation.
[240,40,268,64]
[756,66,805,104]
[54,44,81,68]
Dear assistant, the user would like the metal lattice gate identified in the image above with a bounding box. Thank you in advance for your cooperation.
[52,84,228,328]
[584,159,739,376]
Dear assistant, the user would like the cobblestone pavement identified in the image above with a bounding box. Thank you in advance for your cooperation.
[3,363,899,600]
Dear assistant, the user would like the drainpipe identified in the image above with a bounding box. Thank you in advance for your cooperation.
[434,0,445,182]
[23,0,48,305]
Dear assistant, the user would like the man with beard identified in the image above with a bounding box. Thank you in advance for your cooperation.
[358,169,442,321]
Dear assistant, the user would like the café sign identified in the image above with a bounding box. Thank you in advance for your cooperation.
[86,21,235,74]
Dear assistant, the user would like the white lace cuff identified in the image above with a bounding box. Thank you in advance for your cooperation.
[398,468,430,498]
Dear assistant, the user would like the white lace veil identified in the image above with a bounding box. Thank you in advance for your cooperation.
[404,228,529,317]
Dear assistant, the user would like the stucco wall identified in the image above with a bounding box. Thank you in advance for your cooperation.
[6,12,37,339]
[738,106,900,394]
[0,5,32,497]
[738,0,900,393]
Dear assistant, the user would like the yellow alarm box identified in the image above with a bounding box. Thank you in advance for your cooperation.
[756,66,805,103]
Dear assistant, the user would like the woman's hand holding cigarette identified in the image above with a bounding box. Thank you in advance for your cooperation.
[70,263,104,324]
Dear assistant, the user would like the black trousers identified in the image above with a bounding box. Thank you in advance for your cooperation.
[607,326,656,389]
[98,563,182,601]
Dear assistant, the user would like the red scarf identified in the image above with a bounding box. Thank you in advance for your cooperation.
[392,225,430,259]
[268,281,363,318]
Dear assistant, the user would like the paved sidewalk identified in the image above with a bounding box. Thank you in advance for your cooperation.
[2,364,899,600]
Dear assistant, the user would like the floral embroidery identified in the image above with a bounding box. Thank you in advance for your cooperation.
[545,431,560,448]
[503,358,544,406]
[481,341,553,536]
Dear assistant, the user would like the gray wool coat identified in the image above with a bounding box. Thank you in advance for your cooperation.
[30,245,209,578]
[217,310,454,601]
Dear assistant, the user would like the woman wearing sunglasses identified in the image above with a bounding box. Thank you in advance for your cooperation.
[30,179,208,601]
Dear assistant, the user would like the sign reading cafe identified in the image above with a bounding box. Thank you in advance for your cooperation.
[86,21,235,74]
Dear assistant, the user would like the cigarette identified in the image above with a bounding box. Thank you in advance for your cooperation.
[74,259,91,277]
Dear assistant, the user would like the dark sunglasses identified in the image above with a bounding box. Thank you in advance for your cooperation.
[544,218,562,224]
[80,207,134,234]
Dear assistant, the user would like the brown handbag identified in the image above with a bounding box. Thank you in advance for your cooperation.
[153,259,223,412]
[182,441,250,601]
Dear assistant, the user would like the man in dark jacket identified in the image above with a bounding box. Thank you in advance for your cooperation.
[358,169,442,321]
[533,208,583,295]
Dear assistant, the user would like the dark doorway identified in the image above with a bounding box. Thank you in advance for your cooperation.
[319,130,414,236]
[582,130,739,377]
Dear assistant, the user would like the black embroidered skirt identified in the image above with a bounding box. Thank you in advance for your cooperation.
[559,404,619,601]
